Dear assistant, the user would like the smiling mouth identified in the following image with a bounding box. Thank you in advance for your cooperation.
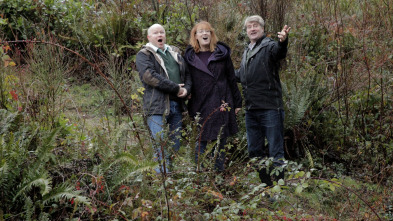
[203,37,208,40]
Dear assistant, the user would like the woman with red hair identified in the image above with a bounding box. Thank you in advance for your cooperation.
[184,21,242,172]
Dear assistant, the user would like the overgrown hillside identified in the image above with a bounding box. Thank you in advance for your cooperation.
[1,0,392,220]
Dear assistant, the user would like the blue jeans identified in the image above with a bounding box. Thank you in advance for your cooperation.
[195,138,226,172]
[147,101,182,173]
[245,109,285,165]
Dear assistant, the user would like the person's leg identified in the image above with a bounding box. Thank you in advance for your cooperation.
[265,109,285,181]
[246,110,275,186]
[245,110,265,159]
[166,101,182,153]
[166,101,182,171]
[265,109,285,162]
[147,115,168,173]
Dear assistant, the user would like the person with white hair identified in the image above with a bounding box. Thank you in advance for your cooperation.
[136,24,191,174]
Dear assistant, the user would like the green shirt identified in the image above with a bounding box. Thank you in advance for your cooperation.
[158,49,181,84]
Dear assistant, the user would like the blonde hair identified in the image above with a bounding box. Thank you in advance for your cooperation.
[189,21,218,53]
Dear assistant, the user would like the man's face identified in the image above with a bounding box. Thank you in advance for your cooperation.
[147,25,166,50]
[246,21,264,43]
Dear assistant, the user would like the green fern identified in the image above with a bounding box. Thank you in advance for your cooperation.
[0,109,22,135]
[23,197,34,221]
[13,171,52,201]
[108,152,138,167]
[0,136,9,179]
[283,81,311,128]
[104,152,157,191]
[38,212,50,221]
[109,161,158,189]
[0,160,8,178]
[282,66,328,129]
[111,122,130,153]
[41,183,90,206]
[35,127,60,163]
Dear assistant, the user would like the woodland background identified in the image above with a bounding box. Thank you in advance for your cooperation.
[0,0,392,220]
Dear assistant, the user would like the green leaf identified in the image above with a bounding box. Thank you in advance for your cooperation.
[295,185,303,194]
[0,18,8,25]
[329,184,336,191]
[271,185,281,193]
[295,171,305,178]
[240,194,249,200]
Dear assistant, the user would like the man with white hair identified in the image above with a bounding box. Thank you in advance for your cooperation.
[236,15,291,186]
[136,24,191,174]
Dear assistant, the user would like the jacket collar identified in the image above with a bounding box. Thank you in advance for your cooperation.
[146,43,170,53]
[252,35,266,47]
[245,35,270,61]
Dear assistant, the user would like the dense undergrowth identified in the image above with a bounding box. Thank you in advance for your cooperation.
[1,0,393,220]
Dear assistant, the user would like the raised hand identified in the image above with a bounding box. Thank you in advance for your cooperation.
[277,25,291,42]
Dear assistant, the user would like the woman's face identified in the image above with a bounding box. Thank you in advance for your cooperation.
[195,27,211,51]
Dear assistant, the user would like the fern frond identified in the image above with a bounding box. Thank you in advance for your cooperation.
[13,172,52,202]
[0,135,9,179]
[24,197,34,221]
[0,160,9,178]
[0,109,22,135]
[36,127,60,157]
[132,160,158,174]
[109,160,158,190]
[38,212,50,221]
[111,122,130,149]
[282,65,327,129]
[304,146,314,168]
[108,152,138,168]
[19,125,39,151]
[42,183,90,206]
[288,90,311,126]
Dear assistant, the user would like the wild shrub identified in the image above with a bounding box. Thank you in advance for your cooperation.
[19,43,69,127]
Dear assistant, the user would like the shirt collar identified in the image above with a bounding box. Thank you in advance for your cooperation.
[248,42,256,50]
[248,35,266,50]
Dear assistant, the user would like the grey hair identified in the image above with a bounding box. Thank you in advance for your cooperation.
[147,24,165,35]
[244,15,265,29]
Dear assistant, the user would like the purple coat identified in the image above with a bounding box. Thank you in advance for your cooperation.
[184,42,242,141]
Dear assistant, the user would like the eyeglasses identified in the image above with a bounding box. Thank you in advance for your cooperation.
[196,29,211,34]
